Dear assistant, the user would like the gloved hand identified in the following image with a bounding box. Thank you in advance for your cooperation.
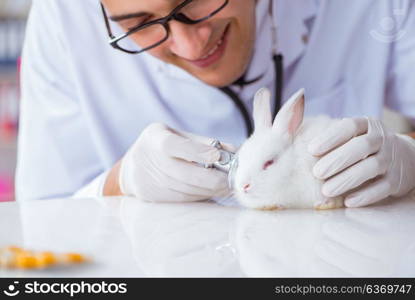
[307,117,415,207]
[119,123,234,202]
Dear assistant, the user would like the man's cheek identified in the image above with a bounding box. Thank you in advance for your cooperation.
[147,47,172,62]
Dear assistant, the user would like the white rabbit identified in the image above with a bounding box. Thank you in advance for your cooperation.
[233,88,344,210]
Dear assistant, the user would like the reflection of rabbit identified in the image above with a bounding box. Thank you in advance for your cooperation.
[234,88,344,210]
[233,195,415,277]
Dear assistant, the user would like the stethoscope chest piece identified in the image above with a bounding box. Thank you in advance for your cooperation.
[204,140,238,189]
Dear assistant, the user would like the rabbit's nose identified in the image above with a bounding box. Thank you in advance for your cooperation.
[243,184,251,193]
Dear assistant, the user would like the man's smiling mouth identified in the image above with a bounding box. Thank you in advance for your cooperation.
[185,24,230,68]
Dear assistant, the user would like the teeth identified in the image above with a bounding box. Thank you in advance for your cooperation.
[200,37,224,60]
[208,45,219,55]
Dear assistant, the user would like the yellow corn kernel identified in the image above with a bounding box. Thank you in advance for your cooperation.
[6,246,24,254]
[35,252,57,268]
[15,254,38,269]
[63,253,86,264]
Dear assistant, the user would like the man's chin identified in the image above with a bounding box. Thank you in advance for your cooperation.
[170,53,248,87]
[190,67,246,88]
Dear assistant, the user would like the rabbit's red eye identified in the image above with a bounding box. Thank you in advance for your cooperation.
[263,160,274,170]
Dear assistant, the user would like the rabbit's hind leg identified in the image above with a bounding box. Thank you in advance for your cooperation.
[314,197,344,210]
[257,204,285,211]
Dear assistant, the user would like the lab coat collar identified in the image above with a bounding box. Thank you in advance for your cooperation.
[237,0,318,104]
[156,0,318,85]
[275,0,318,68]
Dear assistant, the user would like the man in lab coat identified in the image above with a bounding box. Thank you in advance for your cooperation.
[16,0,415,207]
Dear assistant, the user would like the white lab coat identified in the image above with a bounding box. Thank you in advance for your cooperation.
[16,0,415,201]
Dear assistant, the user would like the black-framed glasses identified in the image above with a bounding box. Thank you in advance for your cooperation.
[101,0,229,54]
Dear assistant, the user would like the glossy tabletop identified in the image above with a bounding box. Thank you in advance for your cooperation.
[1,195,415,277]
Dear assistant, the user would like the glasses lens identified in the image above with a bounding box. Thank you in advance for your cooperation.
[106,0,227,53]
[181,0,228,21]
[114,23,168,53]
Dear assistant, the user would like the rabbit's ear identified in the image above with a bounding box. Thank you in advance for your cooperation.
[253,88,272,131]
[272,88,305,136]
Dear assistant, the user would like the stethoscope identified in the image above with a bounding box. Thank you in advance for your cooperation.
[219,0,283,137]
[206,0,283,188]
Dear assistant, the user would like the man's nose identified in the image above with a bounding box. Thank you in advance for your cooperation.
[168,21,212,60]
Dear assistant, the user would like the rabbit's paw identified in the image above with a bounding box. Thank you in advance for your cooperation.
[257,204,285,211]
[314,197,343,210]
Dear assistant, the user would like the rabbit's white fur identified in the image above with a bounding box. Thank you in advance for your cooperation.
[234,88,344,210]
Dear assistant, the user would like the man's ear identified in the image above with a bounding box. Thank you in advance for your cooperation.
[272,88,305,137]
[253,88,272,131]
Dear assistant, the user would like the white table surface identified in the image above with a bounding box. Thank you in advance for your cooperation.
[1,195,414,278]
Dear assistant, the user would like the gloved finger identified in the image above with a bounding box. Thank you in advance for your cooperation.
[150,144,228,192]
[219,142,239,153]
[321,155,387,197]
[164,188,215,202]
[178,129,239,153]
[313,134,382,179]
[161,156,229,191]
[134,171,213,202]
[124,170,203,203]
[162,166,230,199]
[160,170,223,199]
[154,126,221,164]
[213,186,233,198]
[308,117,368,156]
[344,177,392,208]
